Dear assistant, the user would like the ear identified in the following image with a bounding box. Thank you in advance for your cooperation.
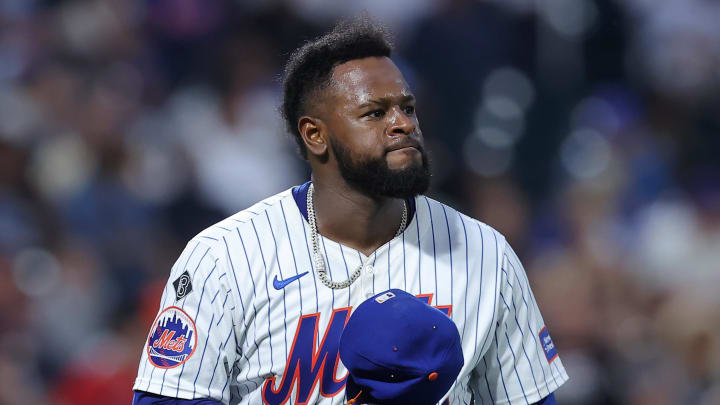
[298,116,328,158]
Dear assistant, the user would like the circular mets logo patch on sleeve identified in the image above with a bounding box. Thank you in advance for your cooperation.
[146,306,197,368]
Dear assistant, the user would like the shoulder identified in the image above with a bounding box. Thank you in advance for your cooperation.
[416,195,508,250]
[188,187,296,257]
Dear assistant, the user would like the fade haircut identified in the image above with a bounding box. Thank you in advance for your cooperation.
[281,17,393,159]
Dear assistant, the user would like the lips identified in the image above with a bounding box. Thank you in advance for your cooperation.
[387,141,422,153]
[391,146,420,153]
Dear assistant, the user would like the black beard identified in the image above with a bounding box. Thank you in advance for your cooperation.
[330,137,431,199]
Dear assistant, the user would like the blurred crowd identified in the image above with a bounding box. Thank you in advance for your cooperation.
[0,0,719,404]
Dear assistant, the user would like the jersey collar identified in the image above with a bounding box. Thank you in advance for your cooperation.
[291,181,416,223]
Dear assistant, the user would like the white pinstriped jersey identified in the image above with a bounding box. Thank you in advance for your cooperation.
[133,185,569,404]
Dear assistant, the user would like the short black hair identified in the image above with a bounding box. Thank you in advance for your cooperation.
[281,17,393,159]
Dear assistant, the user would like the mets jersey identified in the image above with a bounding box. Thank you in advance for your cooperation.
[133,183,569,404]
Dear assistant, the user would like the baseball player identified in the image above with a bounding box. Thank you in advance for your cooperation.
[133,18,568,405]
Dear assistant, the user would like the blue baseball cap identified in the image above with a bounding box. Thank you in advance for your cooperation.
[339,289,464,405]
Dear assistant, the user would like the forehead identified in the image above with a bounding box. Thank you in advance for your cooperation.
[329,57,412,105]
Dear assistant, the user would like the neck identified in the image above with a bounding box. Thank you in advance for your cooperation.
[310,175,406,256]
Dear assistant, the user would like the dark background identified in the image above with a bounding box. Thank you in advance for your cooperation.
[1,0,719,404]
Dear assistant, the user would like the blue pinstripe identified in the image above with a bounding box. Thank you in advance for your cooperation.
[402,230,407,291]
[355,251,363,282]
[213,292,230,328]
[219,327,235,398]
[164,248,213,396]
[192,313,215,396]
[298,208,320,347]
[142,243,195,391]
[263,211,290,362]
[320,237,336,311]
[207,336,223,397]
[505,326,530,404]
[371,252,378,295]
[500,266,543,396]
[250,219,279,376]
[145,242,203,392]
[441,205,453,317]
[551,353,564,378]
[528,262,562,384]
[488,231,511,404]
[297,208,319,314]
[479,231,500,357]
[223,235,258,395]
[507,256,561,389]
[210,289,220,304]
[279,199,304,315]
[416,207,422,293]
[144,285,169,392]
[337,243,352,307]
[499,292,531,404]
[221,238,251,397]
[424,197,438,299]
[459,214,470,344]
[494,326,512,403]
[470,224,486,367]
[387,238,392,290]
[221,292,230,310]
[236,230,267,380]
[189,264,218,396]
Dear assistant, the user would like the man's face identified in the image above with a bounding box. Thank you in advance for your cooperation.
[322,56,430,199]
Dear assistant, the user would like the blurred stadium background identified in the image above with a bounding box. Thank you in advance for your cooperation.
[1,0,719,404]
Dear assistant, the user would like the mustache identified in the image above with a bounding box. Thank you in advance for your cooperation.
[386,138,424,153]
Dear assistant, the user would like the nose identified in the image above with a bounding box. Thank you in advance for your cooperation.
[389,106,415,136]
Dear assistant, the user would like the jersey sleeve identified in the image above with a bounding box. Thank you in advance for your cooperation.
[472,241,569,404]
[133,238,239,404]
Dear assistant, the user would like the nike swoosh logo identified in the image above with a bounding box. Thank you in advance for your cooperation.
[273,271,309,290]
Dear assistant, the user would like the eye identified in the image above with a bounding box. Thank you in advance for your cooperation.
[403,105,415,115]
[365,109,385,118]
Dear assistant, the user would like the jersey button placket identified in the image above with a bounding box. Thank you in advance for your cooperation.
[362,263,374,298]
